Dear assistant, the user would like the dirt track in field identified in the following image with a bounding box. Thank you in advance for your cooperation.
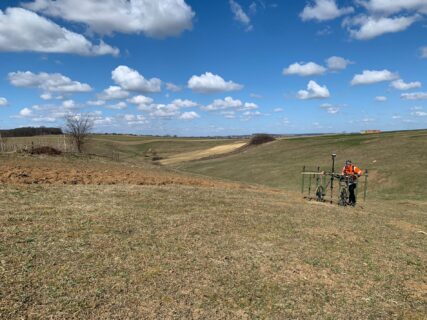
[159,142,247,165]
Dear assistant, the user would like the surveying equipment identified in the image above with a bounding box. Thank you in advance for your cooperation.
[301,155,368,206]
[331,153,336,203]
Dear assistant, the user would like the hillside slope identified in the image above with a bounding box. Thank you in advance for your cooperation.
[178,130,427,200]
[1,140,426,318]
[1,182,426,319]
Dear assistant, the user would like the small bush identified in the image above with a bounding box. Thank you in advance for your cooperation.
[249,134,276,146]
[30,146,62,155]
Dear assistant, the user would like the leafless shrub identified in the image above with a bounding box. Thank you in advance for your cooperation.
[64,114,93,153]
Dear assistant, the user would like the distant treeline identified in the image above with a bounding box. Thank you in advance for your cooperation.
[0,127,63,138]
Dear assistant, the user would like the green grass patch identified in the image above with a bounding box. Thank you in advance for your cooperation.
[179,130,427,200]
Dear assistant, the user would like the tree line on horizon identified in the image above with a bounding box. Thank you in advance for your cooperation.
[0,127,63,138]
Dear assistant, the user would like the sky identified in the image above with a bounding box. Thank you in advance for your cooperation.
[0,0,427,136]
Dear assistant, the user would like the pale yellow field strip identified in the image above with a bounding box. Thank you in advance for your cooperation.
[160,142,247,165]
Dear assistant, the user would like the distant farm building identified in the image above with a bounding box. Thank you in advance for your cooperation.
[361,130,381,134]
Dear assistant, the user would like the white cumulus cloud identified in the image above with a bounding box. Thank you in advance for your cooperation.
[165,83,182,92]
[220,110,236,119]
[297,80,330,100]
[8,71,92,94]
[422,47,427,58]
[344,15,419,40]
[351,70,398,85]
[320,103,341,114]
[149,103,180,118]
[20,107,33,117]
[241,102,258,110]
[360,0,427,15]
[401,92,427,100]
[202,96,243,111]
[32,116,57,123]
[105,102,127,110]
[123,114,147,125]
[300,0,354,21]
[0,8,118,56]
[188,72,243,94]
[40,93,53,100]
[0,97,8,106]
[171,99,199,108]
[390,79,422,90]
[283,62,327,76]
[98,86,129,100]
[62,99,77,109]
[326,56,352,71]
[375,96,387,102]
[179,111,200,120]
[136,98,199,119]
[87,100,106,106]
[24,0,195,38]
[127,95,154,105]
[412,111,427,117]
[112,66,161,93]
[242,110,261,117]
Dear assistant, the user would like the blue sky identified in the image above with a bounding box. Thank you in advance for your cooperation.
[1,0,427,136]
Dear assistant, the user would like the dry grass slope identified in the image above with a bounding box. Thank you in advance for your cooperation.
[1,184,426,319]
[1,131,426,319]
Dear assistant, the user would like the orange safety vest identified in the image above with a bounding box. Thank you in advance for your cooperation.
[342,164,363,176]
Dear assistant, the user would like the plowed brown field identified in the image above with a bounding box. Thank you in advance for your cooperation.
[0,156,235,188]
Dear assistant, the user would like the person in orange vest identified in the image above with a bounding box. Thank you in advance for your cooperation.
[342,160,363,206]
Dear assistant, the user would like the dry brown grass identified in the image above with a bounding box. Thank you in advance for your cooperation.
[1,133,427,319]
[1,159,426,319]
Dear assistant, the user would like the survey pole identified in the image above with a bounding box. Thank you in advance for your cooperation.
[331,154,336,204]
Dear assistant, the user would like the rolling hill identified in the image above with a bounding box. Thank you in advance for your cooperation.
[1,130,426,318]
[177,130,427,200]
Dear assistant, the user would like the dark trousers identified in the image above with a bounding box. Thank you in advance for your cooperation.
[349,183,357,204]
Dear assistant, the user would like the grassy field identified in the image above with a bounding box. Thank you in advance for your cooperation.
[178,130,427,200]
[1,183,426,319]
[2,134,243,162]
[1,130,426,318]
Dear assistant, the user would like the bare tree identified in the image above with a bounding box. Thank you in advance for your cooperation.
[64,114,93,153]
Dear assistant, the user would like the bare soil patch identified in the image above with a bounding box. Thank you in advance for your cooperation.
[405,280,427,302]
[0,156,237,188]
[159,142,247,165]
